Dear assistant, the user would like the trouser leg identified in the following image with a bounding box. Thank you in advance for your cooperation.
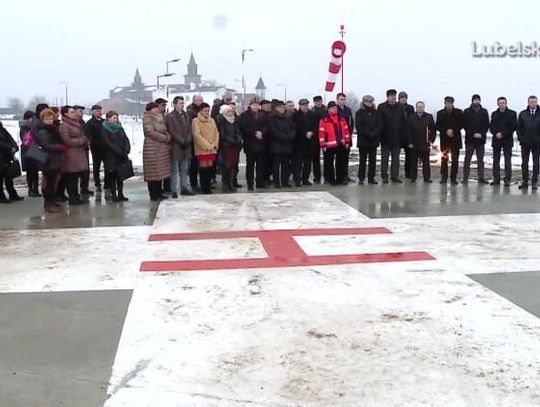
[463,144,474,182]
[390,147,400,179]
[381,145,390,180]
[450,148,460,181]
[503,146,512,182]
[492,146,502,182]
[358,149,368,181]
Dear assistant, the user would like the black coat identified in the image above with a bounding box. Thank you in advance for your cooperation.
[337,105,354,135]
[218,118,242,148]
[517,109,540,147]
[268,113,295,154]
[378,102,404,148]
[401,103,415,119]
[100,127,131,172]
[0,123,18,170]
[86,116,105,147]
[463,105,490,145]
[293,109,318,152]
[35,122,64,171]
[239,110,267,154]
[355,106,382,149]
[408,113,436,152]
[490,109,517,149]
[436,108,464,149]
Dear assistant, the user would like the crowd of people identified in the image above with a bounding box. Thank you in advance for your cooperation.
[1,89,539,212]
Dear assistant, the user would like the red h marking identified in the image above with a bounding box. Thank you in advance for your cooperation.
[140,227,435,272]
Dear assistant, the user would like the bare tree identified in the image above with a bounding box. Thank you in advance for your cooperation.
[347,92,361,115]
[7,97,24,115]
[25,95,49,112]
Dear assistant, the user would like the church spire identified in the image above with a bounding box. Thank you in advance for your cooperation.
[184,52,201,89]
[132,68,143,88]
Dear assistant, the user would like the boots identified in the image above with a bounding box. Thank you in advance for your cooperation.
[109,177,121,202]
[117,179,128,201]
[199,167,212,194]
[222,171,232,193]
[44,200,61,213]
[66,175,83,205]
[0,191,10,204]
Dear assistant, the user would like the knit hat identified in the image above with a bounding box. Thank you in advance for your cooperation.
[327,101,337,109]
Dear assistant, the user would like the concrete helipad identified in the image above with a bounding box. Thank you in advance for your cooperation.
[1,181,540,406]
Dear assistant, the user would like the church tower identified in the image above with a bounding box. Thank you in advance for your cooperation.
[255,76,267,99]
[184,52,202,89]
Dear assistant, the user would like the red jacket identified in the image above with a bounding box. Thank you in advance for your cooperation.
[319,113,350,149]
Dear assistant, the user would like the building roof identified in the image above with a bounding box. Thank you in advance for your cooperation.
[255,77,266,90]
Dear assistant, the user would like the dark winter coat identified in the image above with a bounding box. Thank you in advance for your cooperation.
[463,105,490,145]
[100,125,131,173]
[355,104,382,150]
[517,109,540,147]
[337,105,354,135]
[400,103,415,119]
[58,117,89,173]
[165,109,192,160]
[407,113,436,152]
[211,99,226,119]
[293,109,318,153]
[436,108,464,149]
[238,109,267,154]
[36,122,64,171]
[218,118,242,148]
[378,101,404,148]
[85,116,105,147]
[268,113,295,155]
[0,122,18,171]
[489,108,517,149]
[186,104,201,124]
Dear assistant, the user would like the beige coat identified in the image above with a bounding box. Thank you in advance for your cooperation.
[59,117,89,173]
[143,111,171,181]
[192,113,219,156]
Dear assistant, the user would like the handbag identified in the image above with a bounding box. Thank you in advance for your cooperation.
[21,130,34,150]
[25,144,50,167]
[116,159,134,181]
[4,159,22,179]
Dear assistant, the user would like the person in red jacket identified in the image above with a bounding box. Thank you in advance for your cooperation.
[319,101,350,185]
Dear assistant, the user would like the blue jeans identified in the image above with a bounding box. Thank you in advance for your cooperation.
[171,159,191,193]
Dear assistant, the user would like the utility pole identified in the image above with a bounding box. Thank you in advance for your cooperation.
[339,24,346,94]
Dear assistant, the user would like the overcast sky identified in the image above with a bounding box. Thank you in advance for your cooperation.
[2,0,539,112]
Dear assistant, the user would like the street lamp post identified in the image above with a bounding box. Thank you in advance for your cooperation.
[156,73,175,99]
[59,81,68,105]
[241,48,254,107]
[166,58,181,74]
[165,59,181,101]
[276,83,287,101]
